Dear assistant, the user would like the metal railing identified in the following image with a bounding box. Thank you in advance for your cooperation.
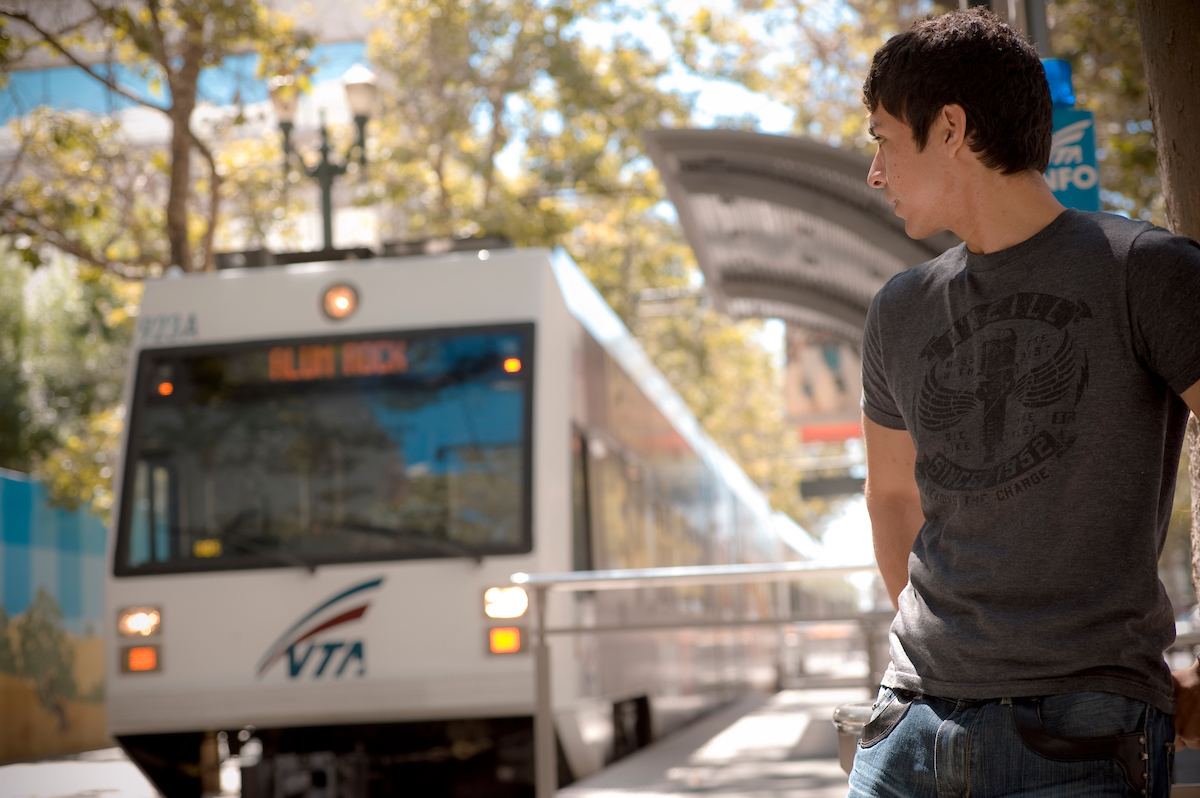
[508,561,882,798]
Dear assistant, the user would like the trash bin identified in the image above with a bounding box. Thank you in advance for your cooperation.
[832,701,875,775]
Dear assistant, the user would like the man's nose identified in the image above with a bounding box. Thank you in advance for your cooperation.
[867,149,885,189]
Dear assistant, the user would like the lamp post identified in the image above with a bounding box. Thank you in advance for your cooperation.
[269,65,379,252]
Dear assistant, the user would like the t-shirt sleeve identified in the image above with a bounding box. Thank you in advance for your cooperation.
[861,288,907,430]
[1127,227,1200,395]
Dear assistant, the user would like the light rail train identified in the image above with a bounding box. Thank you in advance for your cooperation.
[105,247,850,797]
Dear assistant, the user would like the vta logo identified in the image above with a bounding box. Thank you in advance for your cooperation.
[256,577,384,680]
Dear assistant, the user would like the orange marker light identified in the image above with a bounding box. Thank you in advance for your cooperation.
[127,646,158,672]
[157,382,174,396]
[489,627,521,654]
[503,358,521,373]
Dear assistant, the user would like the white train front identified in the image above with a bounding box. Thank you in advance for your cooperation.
[106,247,844,797]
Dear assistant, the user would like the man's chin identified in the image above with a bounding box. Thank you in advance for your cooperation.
[902,218,945,241]
[902,218,926,240]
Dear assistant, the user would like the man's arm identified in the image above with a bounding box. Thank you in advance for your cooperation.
[1173,383,1200,748]
[863,415,925,610]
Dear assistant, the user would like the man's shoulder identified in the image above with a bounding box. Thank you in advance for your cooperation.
[1065,210,1200,268]
[874,244,966,309]
[1061,209,1157,250]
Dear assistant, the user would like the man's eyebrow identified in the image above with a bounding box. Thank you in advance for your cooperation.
[867,121,881,139]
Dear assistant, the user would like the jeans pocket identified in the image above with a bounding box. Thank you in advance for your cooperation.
[860,688,913,748]
[1010,695,1149,794]
[1036,692,1146,738]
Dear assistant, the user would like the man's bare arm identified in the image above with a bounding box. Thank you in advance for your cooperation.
[863,415,925,610]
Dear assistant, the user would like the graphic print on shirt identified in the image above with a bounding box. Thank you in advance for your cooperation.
[914,292,1090,502]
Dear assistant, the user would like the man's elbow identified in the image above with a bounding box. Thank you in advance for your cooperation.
[864,478,921,514]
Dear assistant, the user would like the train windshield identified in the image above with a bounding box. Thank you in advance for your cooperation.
[115,324,533,575]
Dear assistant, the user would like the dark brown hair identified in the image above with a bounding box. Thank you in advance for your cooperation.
[862,8,1052,174]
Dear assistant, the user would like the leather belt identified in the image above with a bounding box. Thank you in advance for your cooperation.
[1011,699,1148,794]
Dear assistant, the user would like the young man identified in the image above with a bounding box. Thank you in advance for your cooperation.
[853,8,1200,797]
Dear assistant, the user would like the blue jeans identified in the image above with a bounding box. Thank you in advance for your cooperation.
[848,688,1174,797]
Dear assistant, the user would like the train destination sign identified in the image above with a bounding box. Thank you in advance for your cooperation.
[268,340,410,382]
[125,325,532,577]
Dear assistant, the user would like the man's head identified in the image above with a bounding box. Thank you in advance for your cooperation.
[862,8,1052,175]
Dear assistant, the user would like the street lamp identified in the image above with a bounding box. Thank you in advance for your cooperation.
[269,64,378,252]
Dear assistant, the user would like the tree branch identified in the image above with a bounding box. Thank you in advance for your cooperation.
[0,202,151,279]
[189,125,220,272]
[143,0,173,75]
[0,8,170,113]
[0,119,34,187]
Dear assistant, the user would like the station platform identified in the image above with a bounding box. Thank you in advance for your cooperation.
[0,689,861,798]
[9,686,1200,797]
[561,686,868,798]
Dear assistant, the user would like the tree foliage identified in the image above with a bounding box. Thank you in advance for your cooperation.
[1049,0,1160,222]
[652,0,952,147]
[0,246,140,517]
[365,0,689,242]
[0,0,314,273]
[3,110,170,277]
[364,0,805,520]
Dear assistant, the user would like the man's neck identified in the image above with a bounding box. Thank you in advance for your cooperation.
[952,169,1067,255]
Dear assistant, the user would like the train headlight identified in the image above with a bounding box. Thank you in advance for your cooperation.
[484,586,528,619]
[322,284,359,320]
[118,607,162,637]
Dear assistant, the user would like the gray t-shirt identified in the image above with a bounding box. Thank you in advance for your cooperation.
[862,209,1200,714]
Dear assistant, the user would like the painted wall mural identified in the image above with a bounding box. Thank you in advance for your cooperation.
[0,468,108,761]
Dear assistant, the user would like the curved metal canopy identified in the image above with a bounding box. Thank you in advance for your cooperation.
[645,129,960,343]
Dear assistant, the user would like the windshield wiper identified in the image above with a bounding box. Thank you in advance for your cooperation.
[337,521,484,565]
[221,510,318,573]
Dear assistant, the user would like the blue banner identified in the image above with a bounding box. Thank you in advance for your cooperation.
[1044,108,1100,212]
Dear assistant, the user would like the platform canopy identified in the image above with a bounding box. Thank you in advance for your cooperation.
[645,129,960,343]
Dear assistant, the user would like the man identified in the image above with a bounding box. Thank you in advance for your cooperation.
[852,8,1200,797]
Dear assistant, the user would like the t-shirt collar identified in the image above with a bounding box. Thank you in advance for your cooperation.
[963,208,1078,273]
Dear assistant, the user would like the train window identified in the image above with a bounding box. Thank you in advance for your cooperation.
[115,324,534,575]
[128,461,174,565]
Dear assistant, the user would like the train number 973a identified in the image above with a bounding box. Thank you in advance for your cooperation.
[138,313,199,345]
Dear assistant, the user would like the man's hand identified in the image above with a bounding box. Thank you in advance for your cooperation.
[1173,659,1200,748]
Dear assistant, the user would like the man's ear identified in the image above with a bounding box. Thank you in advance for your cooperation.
[938,104,968,155]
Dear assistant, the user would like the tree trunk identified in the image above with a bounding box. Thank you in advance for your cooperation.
[1135,0,1200,601]
[1136,1,1200,240]
[165,45,203,271]
[165,108,194,271]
